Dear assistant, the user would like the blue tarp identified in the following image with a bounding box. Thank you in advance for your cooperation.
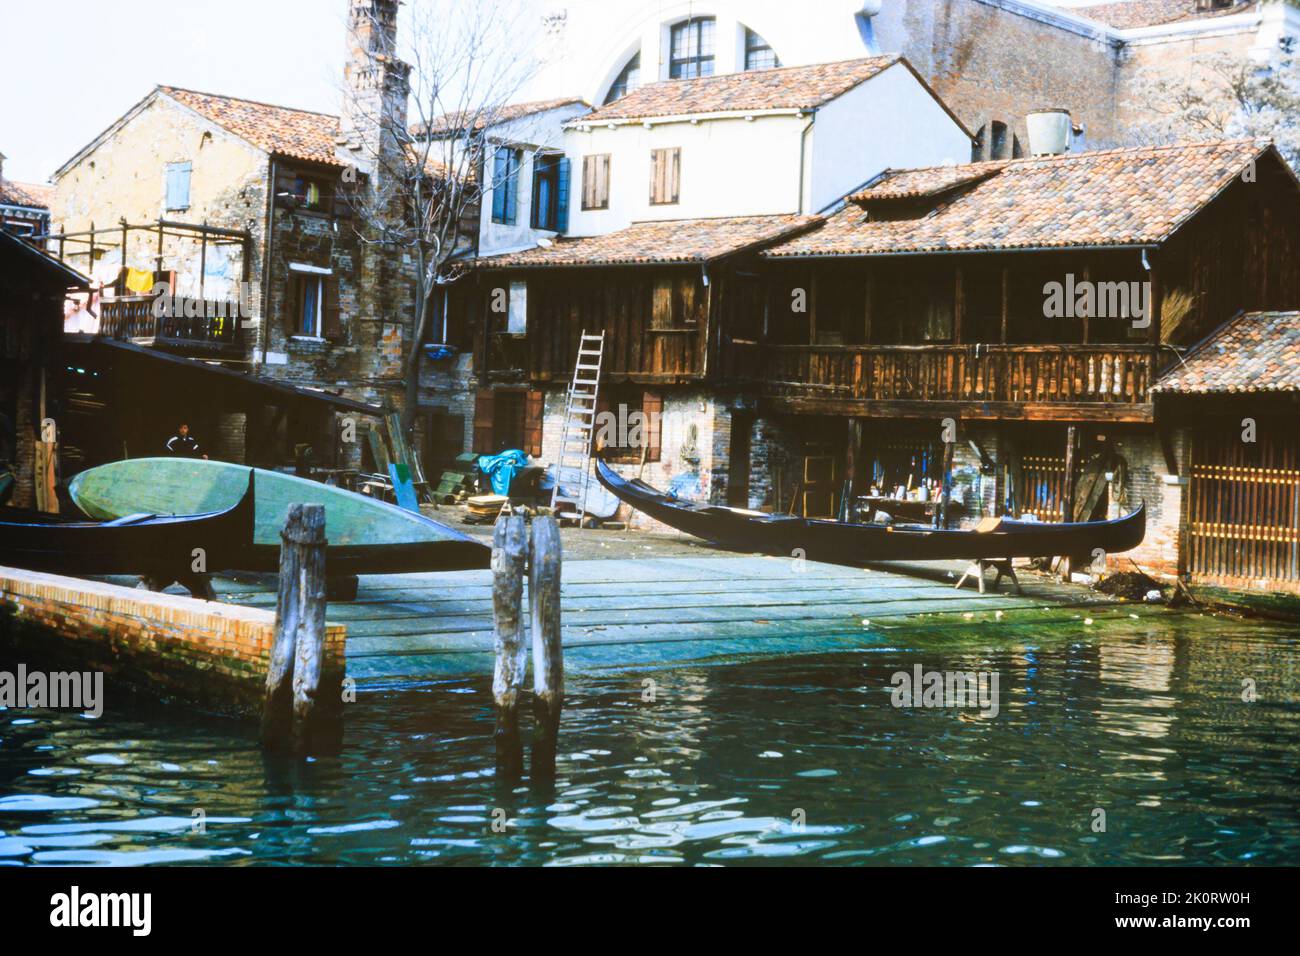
[477,450,530,496]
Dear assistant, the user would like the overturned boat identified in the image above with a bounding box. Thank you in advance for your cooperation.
[68,458,490,574]
[1,473,255,577]
[595,458,1145,566]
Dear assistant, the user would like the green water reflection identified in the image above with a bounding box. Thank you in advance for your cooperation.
[1,614,1297,865]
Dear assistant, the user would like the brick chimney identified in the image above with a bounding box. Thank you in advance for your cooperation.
[337,0,411,176]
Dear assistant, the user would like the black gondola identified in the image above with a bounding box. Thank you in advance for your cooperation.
[0,473,256,578]
[595,458,1145,566]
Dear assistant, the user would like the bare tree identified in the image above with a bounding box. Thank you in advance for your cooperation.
[1123,38,1300,170]
[344,0,540,434]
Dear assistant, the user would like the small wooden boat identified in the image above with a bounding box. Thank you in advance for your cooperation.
[0,474,255,577]
[68,458,490,574]
[595,458,1145,566]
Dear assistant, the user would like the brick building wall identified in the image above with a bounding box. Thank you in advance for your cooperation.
[0,566,346,716]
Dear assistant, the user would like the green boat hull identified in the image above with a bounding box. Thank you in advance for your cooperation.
[68,458,490,574]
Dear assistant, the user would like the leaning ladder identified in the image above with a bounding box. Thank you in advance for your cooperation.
[550,331,606,526]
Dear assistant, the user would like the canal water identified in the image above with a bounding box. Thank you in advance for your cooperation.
[2,613,1298,866]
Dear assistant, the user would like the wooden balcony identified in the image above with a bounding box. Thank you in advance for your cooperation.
[97,295,246,357]
[758,344,1158,422]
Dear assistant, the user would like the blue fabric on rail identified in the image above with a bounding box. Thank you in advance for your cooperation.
[477,450,530,495]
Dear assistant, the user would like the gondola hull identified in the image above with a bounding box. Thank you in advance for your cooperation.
[596,459,1145,566]
[0,474,256,577]
[68,458,491,574]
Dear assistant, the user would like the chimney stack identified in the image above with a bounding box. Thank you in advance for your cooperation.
[338,0,411,175]
[1026,109,1072,157]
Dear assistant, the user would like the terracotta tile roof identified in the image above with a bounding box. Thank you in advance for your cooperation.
[578,56,902,123]
[0,178,53,210]
[159,86,345,167]
[415,97,589,137]
[765,139,1271,258]
[479,214,822,269]
[1075,0,1257,30]
[849,163,1005,202]
[1153,311,1300,393]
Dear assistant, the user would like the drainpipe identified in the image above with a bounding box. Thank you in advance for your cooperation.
[797,115,815,214]
[259,156,277,368]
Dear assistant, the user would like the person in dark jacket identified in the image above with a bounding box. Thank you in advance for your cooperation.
[165,423,207,459]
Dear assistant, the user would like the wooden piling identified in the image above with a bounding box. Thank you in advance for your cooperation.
[1061,425,1079,581]
[938,438,956,529]
[492,514,528,778]
[529,516,564,779]
[262,504,327,750]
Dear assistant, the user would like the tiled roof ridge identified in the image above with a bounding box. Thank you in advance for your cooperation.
[630,53,900,92]
[868,138,1270,182]
[579,54,903,122]
[158,84,339,120]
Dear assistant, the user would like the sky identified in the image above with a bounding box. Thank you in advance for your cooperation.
[0,0,362,184]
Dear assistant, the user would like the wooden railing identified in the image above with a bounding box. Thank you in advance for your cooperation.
[759,344,1156,406]
[97,296,245,355]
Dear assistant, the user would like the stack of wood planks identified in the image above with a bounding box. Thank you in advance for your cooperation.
[365,414,434,509]
[434,453,480,504]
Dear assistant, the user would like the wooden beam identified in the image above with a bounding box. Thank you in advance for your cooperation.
[1061,425,1078,581]
[1000,264,1009,344]
[954,266,965,345]
[760,396,1155,424]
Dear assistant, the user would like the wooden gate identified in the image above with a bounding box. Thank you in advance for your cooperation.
[1187,433,1300,586]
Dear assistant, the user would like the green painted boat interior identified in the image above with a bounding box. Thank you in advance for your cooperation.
[68,458,462,547]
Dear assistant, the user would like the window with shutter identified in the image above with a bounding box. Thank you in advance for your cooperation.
[524,390,544,457]
[582,155,610,210]
[650,148,680,205]
[165,162,191,211]
[283,274,301,335]
[491,147,520,225]
[322,277,342,340]
[473,389,495,453]
[642,391,663,462]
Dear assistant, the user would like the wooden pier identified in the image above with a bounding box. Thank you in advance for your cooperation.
[201,551,1151,682]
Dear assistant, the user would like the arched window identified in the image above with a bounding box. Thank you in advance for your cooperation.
[744,28,779,71]
[990,121,1009,160]
[972,125,986,162]
[604,52,641,104]
[670,17,716,79]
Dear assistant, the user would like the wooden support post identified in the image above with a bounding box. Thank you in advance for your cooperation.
[938,437,956,529]
[999,264,1009,344]
[492,514,528,779]
[529,515,564,781]
[262,504,328,750]
[1061,425,1078,581]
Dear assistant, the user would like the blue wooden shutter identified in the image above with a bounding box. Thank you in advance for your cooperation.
[555,158,571,233]
[491,148,508,222]
[506,151,519,225]
[166,162,191,210]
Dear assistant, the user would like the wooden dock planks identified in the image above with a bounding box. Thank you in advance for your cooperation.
[203,554,1155,681]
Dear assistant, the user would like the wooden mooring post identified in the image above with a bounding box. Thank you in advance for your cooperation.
[529,515,564,780]
[492,515,528,778]
[491,514,563,781]
[262,504,331,752]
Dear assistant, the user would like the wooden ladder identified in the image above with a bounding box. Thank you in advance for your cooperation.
[550,331,605,526]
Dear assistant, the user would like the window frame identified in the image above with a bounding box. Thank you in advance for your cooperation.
[297,273,324,337]
[165,161,192,212]
[491,146,522,225]
[669,17,716,80]
[649,147,681,206]
[530,152,569,231]
[604,51,641,104]
[582,154,611,211]
[743,29,779,71]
